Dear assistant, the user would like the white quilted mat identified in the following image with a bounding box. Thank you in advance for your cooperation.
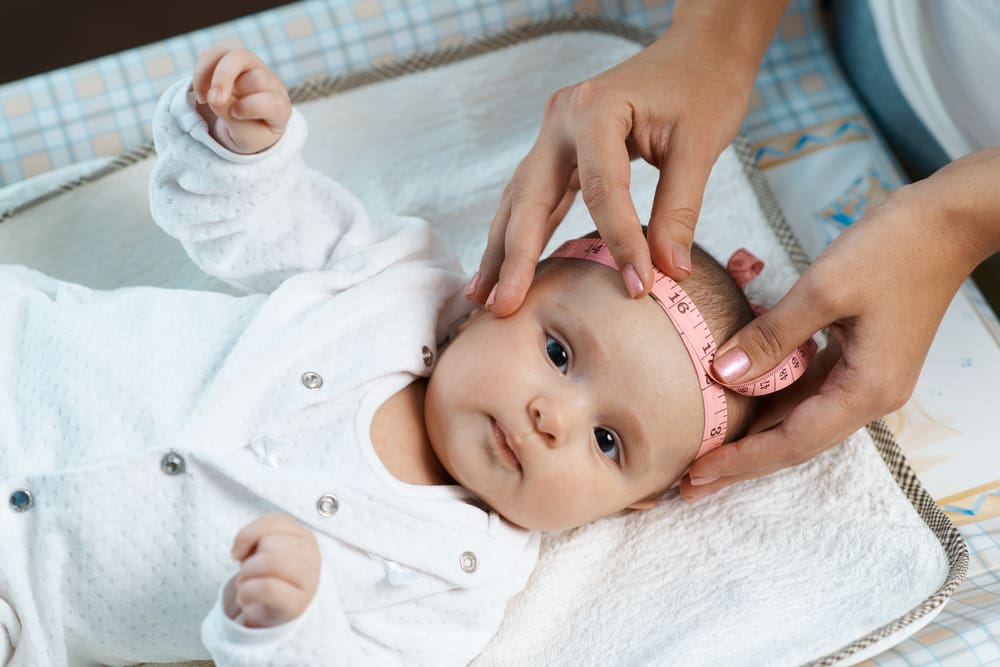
[0,30,951,666]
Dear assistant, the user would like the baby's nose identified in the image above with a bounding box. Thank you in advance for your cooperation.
[528,395,575,446]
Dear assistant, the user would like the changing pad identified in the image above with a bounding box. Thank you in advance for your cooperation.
[0,19,966,666]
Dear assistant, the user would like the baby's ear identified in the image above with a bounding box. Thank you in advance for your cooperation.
[627,497,658,511]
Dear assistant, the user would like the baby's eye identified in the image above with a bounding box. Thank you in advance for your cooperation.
[594,427,621,463]
[545,336,569,374]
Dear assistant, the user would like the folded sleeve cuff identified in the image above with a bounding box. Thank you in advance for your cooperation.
[202,573,310,650]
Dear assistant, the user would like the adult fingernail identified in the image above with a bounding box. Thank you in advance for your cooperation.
[689,475,719,486]
[622,264,644,298]
[485,283,498,310]
[714,347,750,382]
[464,271,481,299]
[671,242,691,276]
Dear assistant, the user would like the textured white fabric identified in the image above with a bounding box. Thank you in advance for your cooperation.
[869,0,1000,158]
[0,79,538,667]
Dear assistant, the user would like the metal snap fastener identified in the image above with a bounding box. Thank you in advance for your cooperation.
[421,346,433,368]
[459,551,478,573]
[160,452,186,476]
[301,371,323,390]
[316,494,339,517]
[9,489,32,512]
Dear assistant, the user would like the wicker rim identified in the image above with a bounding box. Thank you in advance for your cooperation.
[0,15,967,665]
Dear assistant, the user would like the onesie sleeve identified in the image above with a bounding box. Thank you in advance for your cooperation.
[202,563,507,666]
[149,78,412,294]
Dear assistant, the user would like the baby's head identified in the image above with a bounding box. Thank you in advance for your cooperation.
[425,232,757,531]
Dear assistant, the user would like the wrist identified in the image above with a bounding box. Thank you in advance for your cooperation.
[901,147,1000,270]
[669,0,790,76]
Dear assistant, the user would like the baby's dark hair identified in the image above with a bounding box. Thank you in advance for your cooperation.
[557,230,759,443]
[674,241,758,442]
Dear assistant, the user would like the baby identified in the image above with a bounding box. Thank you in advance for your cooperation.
[0,48,766,666]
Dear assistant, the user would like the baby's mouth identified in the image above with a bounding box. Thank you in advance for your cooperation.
[490,418,522,472]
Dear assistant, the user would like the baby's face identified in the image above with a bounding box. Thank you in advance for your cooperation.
[424,260,703,531]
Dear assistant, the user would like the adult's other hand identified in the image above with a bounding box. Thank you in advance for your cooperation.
[467,0,790,316]
[684,147,1000,500]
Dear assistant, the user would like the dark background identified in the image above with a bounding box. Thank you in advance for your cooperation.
[1,1,294,84]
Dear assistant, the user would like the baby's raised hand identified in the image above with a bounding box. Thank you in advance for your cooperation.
[225,513,322,628]
[192,47,292,155]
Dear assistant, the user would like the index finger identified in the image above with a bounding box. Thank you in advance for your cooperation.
[645,137,715,280]
[486,144,576,317]
[209,49,266,103]
[231,512,306,561]
[574,115,651,297]
[192,47,230,104]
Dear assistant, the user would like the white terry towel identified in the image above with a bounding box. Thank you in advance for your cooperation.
[0,24,957,665]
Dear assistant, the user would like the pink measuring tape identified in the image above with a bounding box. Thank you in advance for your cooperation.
[548,238,817,458]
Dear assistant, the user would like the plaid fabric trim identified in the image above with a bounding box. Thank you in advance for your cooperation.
[1,15,652,225]
[4,17,966,665]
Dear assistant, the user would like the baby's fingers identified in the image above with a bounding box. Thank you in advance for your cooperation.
[235,576,309,628]
[192,47,231,104]
[230,91,291,132]
[236,536,320,591]
[208,48,268,106]
[231,512,306,561]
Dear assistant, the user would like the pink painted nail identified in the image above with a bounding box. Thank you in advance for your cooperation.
[672,242,692,276]
[485,283,499,310]
[689,475,719,486]
[713,347,750,382]
[622,264,644,298]
[464,271,481,298]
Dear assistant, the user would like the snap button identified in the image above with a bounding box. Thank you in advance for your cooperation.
[316,494,339,517]
[160,452,186,476]
[301,371,323,390]
[8,489,32,512]
[421,346,433,368]
[459,551,478,573]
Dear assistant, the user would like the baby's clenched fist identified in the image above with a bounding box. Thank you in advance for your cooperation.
[224,513,321,628]
[191,47,292,155]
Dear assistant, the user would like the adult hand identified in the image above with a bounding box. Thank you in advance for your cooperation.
[683,147,1000,501]
[468,0,790,316]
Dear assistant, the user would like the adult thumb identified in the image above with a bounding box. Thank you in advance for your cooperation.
[711,286,826,385]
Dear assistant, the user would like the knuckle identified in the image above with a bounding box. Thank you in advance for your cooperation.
[567,80,607,115]
[800,267,850,318]
[501,246,540,274]
[663,207,699,234]
[836,383,864,413]
[501,176,528,203]
[776,433,814,467]
[579,174,614,210]
[743,315,787,359]
[246,577,279,602]
[543,86,570,116]
[601,235,641,264]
